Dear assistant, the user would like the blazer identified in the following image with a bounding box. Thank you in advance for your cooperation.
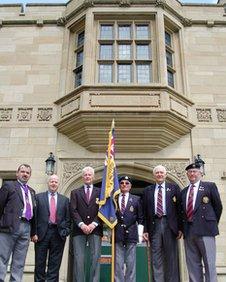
[181,181,223,237]
[115,194,143,244]
[31,191,70,241]
[70,186,103,237]
[143,182,182,237]
[0,180,36,233]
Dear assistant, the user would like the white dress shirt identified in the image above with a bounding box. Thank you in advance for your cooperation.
[118,192,129,211]
[186,180,200,209]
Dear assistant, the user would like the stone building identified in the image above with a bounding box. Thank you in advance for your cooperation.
[0,0,226,280]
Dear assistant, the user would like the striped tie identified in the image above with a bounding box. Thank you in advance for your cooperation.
[187,184,195,222]
[121,194,125,213]
[156,185,163,217]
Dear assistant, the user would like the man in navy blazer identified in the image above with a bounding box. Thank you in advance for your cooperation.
[31,174,70,282]
[0,164,36,282]
[115,176,143,282]
[181,163,223,282]
[143,165,182,282]
[70,166,103,282]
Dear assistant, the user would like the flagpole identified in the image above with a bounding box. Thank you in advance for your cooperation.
[111,228,115,282]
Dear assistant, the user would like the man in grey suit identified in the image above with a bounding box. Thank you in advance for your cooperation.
[70,166,103,282]
[143,165,182,282]
[115,176,143,282]
[31,174,70,282]
[0,164,36,282]
[181,163,223,282]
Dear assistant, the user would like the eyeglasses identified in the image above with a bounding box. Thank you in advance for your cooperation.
[120,181,130,185]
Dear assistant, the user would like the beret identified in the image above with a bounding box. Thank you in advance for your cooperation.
[185,163,201,171]
[119,175,132,183]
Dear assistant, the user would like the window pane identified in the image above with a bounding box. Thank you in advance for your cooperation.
[76,51,83,67]
[167,70,174,87]
[77,31,85,47]
[75,69,82,87]
[137,64,151,83]
[136,25,149,39]
[136,44,150,60]
[99,64,112,83]
[166,50,173,67]
[118,25,131,39]
[165,31,171,47]
[118,44,131,60]
[118,64,131,83]
[100,25,113,39]
[100,44,113,60]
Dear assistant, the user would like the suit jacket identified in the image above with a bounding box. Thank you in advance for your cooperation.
[31,191,70,241]
[181,181,222,237]
[0,180,36,233]
[70,186,103,237]
[115,194,143,244]
[143,182,182,237]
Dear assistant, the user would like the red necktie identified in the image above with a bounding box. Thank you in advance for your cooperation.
[121,194,125,213]
[156,185,163,218]
[49,193,56,224]
[86,185,90,203]
[187,184,195,222]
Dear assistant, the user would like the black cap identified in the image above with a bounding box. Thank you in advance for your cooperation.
[119,175,132,184]
[185,163,201,171]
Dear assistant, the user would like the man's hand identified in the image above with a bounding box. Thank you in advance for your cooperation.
[88,223,96,234]
[176,230,183,240]
[80,224,90,235]
[31,235,38,243]
[143,232,149,242]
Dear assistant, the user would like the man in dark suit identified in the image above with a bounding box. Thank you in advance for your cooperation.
[31,174,70,282]
[70,166,103,282]
[115,176,143,282]
[181,163,223,282]
[143,165,182,282]
[0,164,36,282]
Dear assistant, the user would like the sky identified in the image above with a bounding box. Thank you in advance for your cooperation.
[0,0,219,4]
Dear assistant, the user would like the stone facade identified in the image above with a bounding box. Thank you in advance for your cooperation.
[0,0,226,281]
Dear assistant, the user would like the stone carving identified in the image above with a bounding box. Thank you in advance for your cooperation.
[17,108,32,122]
[37,108,53,121]
[61,98,80,118]
[57,17,67,26]
[181,18,192,27]
[84,0,94,8]
[196,108,212,122]
[0,108,13,121]
[119,0,131,7]
[216,109,226,122]
[62,159,188,187]
[155,0,166,8]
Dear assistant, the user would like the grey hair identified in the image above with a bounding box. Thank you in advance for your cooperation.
[153,165,167,175]
[82,166,95,176]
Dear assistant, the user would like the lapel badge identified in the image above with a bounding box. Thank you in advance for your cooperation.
[202,196,209,204]
[96,198,99,204]
[166,188,171,192]
[199,186,204,191]
[172,196,177,203]
[130,206,134,212]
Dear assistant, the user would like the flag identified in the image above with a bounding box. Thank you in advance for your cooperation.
[98,119,120,229]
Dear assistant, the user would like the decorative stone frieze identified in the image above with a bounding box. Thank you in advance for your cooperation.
[0,108,13,122]
[17,108,33,122]
[37,108,53,122]
[216,109,226,122]
[196,108,212,122]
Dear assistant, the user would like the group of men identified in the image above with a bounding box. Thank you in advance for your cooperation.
[0,162,223,282]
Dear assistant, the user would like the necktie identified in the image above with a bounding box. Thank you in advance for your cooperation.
[49,193,56,224]
[86,185,90,203]
[21,184,32,220]
[121,193,125,213]
[187,184,195,222]
[156,185,163,218]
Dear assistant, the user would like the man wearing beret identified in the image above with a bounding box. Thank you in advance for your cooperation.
[143,165,182,282]
[115,176,143,282]
[181,163,223,282]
